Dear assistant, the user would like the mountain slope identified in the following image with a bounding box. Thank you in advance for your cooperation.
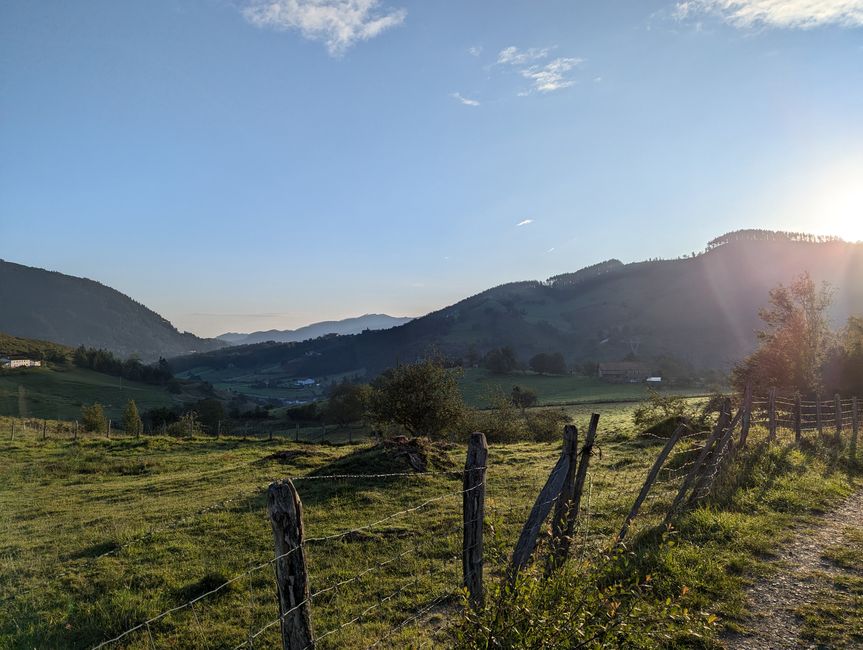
[0,260,225,361]
[170,235,863,378]
[218,314,413,346]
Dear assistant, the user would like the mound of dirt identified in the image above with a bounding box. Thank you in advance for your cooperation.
[309,436,456,478]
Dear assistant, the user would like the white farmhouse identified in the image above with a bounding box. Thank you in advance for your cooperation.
[0,357,42,369]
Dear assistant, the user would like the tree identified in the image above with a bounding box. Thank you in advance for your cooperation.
[367,359,465,438]
[483,347,519,374]
[510,385,538,414]
[324,381,371,427]
[732,272,834,395]
[122,399,143,436]
[529,352,567,375]
[81,402,108,434]
[194,398,225,433]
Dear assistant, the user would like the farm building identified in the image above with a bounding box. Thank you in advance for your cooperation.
[0,356,42,369]
[597,361,650,383]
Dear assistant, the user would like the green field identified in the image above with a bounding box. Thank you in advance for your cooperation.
[458,367,707,407]
[0,366,176,421]
[2,401,860,649]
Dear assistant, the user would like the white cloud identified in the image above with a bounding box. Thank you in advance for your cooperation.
[520,57,583,93]
[675,0,863,29]
[468,45,483,57]
[497,46,551,65]
[451,92,480,107]
[546,247,555,253]
[241,0,406,56]
[516,219,534,226]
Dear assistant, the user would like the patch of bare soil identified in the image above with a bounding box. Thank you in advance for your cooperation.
[722,490,863,650]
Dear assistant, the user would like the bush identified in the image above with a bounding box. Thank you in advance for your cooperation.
[167,411,203,437]
[81,402,108,434]
[633,389,689,432]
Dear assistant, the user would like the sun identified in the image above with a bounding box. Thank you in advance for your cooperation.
[809,161,863,243]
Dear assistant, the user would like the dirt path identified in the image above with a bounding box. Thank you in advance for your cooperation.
[723,489,863,650]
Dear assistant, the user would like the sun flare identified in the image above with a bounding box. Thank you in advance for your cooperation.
[809,162,863,243]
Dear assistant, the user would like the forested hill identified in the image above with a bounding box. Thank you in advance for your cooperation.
[0,260,225,361]
[170,235,863,378]
[217,314,414,346]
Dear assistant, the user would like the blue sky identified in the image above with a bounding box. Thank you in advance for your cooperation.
[2,0,862,337]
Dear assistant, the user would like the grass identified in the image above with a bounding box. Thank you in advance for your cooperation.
[2,401,860,649]
[0,366,175,421]
[457,368,707,408]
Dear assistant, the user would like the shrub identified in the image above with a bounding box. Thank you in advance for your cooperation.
[81,402,108,434]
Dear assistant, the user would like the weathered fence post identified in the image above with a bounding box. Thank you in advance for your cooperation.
[9,422,14,442]
[546,424,579,574]
[509,415,598,581]
[767,388,777,442]
[217,420,221,439]
[816,395,823,438]
[834,394,843,444]
[687,400,734,506]
[268,479,314,650]
[851,397,859,461]
[794,394,802,444]
[42,420,47,441]
[618,422,686,544]
[295,423,300,443]
[107,419,112,439]
[739,384,752,448]
[463,432,488,606]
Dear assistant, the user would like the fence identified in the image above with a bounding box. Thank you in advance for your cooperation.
[7,387,860,649]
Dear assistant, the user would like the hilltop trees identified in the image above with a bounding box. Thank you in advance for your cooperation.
[732,273,834,395]
[368,359,464,438]
[122,400,143,436]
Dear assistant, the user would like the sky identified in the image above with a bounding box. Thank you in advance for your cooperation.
[2,0,863,337]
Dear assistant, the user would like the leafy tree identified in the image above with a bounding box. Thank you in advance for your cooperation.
[194,398,226,433]
[122,399,143,436]
[168,411,203,437]
[510,385,538,414]
[81,402,108,434]
[324,381,371,427]
[483,347,519,374]
[529,352,567,375]
[834,316,863,394]
[732,273,834,395]
[368,359,465,438]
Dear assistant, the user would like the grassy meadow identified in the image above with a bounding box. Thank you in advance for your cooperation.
[2,396,861,649]
[0,367,175,421]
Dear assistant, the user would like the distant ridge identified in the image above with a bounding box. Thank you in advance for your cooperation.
[218,314,414,346]
[171,232,863,378]
[0,260,225,361]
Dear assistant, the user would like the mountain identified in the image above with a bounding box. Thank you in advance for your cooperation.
[217,314,414,346]
[0,260,225,361]
[170,232,863,379]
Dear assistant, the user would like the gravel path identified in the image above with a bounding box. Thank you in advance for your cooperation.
[722,490,863,650]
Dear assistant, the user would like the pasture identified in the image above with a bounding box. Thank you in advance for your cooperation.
[2,398,860,649]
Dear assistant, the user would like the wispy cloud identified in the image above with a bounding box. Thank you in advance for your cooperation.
[497,46,584,94]
[241,0,406,56]
[467,45,483,57]
[516,219,534,227]
[520,57,584,93]
[674,0,863,29]
[497,46,551,65]
[451,92,480,107]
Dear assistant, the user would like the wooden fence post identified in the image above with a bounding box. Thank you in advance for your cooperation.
[834,394,843,444]
[42,420,47,441]
[295,423,300,443]
[767,388,777,442]
[9,422,14,442]
[463,432,488,606]
[739,384,752,448]
[268,480,315,650]
[546,424,579,574]
[618,423,685,544]
[816,395,823,438]
[851,397,859,461]
[509,415,600,581]
[687,400,734,506]
[794,394,802,444]
[217,420,221,439]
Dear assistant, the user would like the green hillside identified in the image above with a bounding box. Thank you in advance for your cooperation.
[0,365,175,420]
[171,233,863,381]
[0,332,73,360]
[0,260,226,361]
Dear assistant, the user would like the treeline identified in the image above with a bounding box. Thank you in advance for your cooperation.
[72,346,173,385]
[707,229,844,251]
[547,259,625,287]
